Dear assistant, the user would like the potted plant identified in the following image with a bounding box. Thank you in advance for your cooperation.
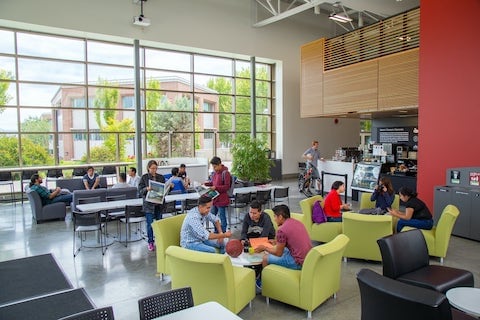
[231,136,272,184]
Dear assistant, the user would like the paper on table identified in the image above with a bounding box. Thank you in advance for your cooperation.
[249,237,273,250]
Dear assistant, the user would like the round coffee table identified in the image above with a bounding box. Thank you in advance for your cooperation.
[227,252,263,267]
[446,287,480,317]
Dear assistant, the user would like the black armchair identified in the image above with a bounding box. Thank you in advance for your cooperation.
[377,229,474,293]
[357,268,477,320]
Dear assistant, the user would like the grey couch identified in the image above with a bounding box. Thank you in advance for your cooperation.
[71,187,138,211]
[56,177,107,192]
[26,189,67,224]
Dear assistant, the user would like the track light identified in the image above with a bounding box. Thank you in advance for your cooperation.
[133,0,150,27]
[329,13,353,23]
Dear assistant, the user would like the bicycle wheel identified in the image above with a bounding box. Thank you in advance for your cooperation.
[298,172,306,192]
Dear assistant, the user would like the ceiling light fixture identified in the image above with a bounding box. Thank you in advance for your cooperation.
[329,13,353,23]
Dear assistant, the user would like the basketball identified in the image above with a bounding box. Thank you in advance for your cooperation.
[226,239,243,258]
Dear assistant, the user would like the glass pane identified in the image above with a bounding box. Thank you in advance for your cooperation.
[147,110,193,133]
[256,98,270,114]
[20,133,54,165]
[146,91,194,112]
[0,133,19,167]
[18,58,85,83]
[256,114,271,132]
[194,93,219,113]
[195,131,216,162]
[194,55,232,76]
[88,64,134,85]
[256,79,271,98]
[0,107,18,131]
[59,132,87,162]
[195,112,217,131]
[171,133,194,157]
[146,132,169,158]
[87,41,133,66]
[256,64,271,80]
[235,78,250,96]
[256,132,271,148]
[68,109,88,130]
[17,32,85,60]
[218,113,234,142]
[0,80,17,106]
[120,90,135,109]
[235,60,251,77]
[235,96,251,113]
[0,29,15,54]
[145,49,191,72]
[19,83,72,107]
[196,75,233,94]
[0,56,16,79]
[145,70,192,90]
[217,94,233,113]
[218,132,233,151]
[19,109,54,132]
[235,114,251,133]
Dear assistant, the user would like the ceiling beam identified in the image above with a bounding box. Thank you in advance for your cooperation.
[253,0,324,27]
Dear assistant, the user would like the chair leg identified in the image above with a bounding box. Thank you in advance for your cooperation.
[440,257,444,265]
[307,310,312,319]
[266,297,270,305]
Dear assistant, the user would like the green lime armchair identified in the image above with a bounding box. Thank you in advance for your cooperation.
[342,211,393,261]
[402,204,459,264]
[151,214,186,279]
[359,192,400,210]
[165,245,255,314]
[261,234,350,318]
[299,195,342,243]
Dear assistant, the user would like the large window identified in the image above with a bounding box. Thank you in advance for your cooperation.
[0,28,275,167]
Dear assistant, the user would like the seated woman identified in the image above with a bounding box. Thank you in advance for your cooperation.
[359,177,395,214]
[323,181,351,222]
[387,186,433,233]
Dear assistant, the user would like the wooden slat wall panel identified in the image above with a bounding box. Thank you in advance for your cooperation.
[300,39,324,117]
[378,49,419,109]
[323,60,378,115]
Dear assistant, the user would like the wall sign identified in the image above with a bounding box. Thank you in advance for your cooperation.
[377,126,417,149]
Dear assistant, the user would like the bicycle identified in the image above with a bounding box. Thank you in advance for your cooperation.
[298,165,321,197]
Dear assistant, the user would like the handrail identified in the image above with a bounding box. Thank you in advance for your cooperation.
[0,161,135,175]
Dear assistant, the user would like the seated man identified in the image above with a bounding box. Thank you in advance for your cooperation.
[29,173,72,205]
[254,204,312,270]
[180,195,232,254]
[112,173,130,189]
[241,200,275,241]
[83,166,100,190]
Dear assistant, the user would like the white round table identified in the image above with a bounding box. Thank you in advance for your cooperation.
[446,287,480,317]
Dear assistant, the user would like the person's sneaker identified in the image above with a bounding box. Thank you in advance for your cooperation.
[148,243,155,251]
[255,278,262,294]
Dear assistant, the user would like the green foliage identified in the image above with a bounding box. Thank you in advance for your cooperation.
[145,79,193,157]
[231,135,272,182]
[0,135,53,167]
[81,145,116,162]
[0,69,13,113]
[91,78,132,161]
[20,116,51,146]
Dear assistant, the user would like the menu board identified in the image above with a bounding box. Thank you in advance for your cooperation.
[469,172,480,186]
[377,126,418,149]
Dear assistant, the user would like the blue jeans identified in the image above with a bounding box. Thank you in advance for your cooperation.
[267,247,302,270]
[52,194,73,204]
[211,205,227,232]
[327,216,342,222]
[397,218,433,233]
[184,240,225,254]
[145,208,162,244]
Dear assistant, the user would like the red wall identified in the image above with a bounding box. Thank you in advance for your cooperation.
[418,0,480,210]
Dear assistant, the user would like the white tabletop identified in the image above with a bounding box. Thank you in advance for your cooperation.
[154,301,242,320]
[76,192,200,212]
[446,287,480,317]
[228,252,264,266]
[233,184,278,195]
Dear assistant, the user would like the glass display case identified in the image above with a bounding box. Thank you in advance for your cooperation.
[351,162,382,192]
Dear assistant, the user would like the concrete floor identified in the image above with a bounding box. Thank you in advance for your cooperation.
[0,178,478,319]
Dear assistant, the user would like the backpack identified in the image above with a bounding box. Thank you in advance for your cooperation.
[312,200,327,224]
[221,170,235,198]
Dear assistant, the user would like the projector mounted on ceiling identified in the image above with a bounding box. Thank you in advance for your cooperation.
[133,0,150,27]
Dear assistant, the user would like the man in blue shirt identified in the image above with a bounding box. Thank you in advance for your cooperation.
[180,195,232,253]
[29,173,72,205]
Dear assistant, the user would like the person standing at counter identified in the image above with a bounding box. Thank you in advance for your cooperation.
[323,181,351,222]
[302,140,322,193]
[138,160,166,252]
[360,177,395,214]
[388,187,433,233]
